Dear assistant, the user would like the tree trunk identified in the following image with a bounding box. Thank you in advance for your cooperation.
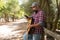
[52,0,59,32]
[4,13,9,22]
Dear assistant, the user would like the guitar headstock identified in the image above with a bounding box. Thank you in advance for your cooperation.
[24,15,32,24]
[24,15,29,18]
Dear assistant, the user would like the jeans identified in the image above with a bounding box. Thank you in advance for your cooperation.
[23,33,42,40]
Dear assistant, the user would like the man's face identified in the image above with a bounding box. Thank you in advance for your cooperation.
[32,6,37,11]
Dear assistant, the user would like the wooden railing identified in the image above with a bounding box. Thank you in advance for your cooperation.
[44,28,60,40]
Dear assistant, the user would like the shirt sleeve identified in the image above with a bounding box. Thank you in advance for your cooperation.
[38,11,45,27]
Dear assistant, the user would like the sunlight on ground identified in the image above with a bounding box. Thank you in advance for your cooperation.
[0,25,13,38]
[0,25,11,35]
[0,19,27,40]
[0,25,24,39]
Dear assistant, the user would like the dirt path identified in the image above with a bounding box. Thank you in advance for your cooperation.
[0,19,27,40]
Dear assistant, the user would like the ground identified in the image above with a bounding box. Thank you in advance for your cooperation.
[0,18,27,40]
[0,18,59,40]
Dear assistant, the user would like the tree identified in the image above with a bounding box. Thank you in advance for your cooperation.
[0,0,20,22]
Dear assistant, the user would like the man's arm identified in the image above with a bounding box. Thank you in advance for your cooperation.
[30,11,45,27]
[30,23,40,27]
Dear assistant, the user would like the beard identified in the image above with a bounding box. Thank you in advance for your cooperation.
[33,10,38,13]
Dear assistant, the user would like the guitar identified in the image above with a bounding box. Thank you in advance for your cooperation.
[24,15,35,34]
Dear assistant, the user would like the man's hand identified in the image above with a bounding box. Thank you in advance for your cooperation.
[27,24,32,28]
[27,23,40,28]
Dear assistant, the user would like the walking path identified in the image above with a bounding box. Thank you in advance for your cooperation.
[0,18,27,40]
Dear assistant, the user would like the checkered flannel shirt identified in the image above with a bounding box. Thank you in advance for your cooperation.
[31,10,46,34]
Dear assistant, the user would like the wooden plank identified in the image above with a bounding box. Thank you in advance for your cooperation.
[44,28,60,40]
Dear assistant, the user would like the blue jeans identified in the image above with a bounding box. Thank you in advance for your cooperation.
[23,33,42,40]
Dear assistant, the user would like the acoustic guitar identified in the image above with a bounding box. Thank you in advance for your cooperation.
[24,15,35,34]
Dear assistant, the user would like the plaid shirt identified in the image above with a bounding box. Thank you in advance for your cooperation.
[31,10,46,34]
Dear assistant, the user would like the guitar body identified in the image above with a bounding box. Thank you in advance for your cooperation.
[25,15,35,34]
[28,17,35,34]
[28,27,35,34]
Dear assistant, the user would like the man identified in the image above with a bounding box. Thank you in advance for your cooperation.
[23,2,46,40]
